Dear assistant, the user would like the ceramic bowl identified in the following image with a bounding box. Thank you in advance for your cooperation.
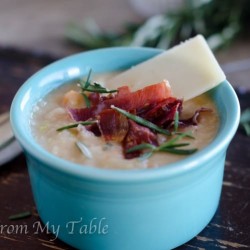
[10,47,240,250]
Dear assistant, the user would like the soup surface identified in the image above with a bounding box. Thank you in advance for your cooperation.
[31,73,219,169]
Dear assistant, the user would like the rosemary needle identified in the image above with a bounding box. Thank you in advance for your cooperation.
[9,211,31,221]
[82,92,91,108]
[56,120,97,132]
[111,105,171,135]
[127,133,197,160]
[79,69,117,94]
[75,141,92,159]
[174,111,179,133]
[80,84,117,93]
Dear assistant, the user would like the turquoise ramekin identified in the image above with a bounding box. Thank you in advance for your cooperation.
[10,48,240,250]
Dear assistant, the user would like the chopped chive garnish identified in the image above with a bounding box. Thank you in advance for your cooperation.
[9,211,31,221]
[56,120,97,132]
[75,141,92,159]
[111,105,171,135]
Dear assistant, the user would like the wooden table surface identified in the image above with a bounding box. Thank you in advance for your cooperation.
[0,46,250,250]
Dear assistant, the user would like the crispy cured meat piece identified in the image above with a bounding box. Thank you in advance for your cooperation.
[67,106,100,122]
[116,86,131,97]
[88,92,114,106]
[98,109,129,142]
[138,97,183,128]
[179,108,212,127]
[66,82,210,160]
[68,82,171,121]
[123,120,158,159]
[104,81,171,111]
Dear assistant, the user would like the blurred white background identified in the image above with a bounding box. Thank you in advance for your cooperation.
[0,0,140,55]
[1,0,250,90]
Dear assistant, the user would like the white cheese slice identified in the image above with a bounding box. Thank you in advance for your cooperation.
[108,35,226,101]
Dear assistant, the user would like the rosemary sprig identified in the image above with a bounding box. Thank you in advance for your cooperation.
[79,69,117,95]
[158,132,193,149]
[80,83,117,93]
[66,1,250,51]
[111,105,171,136]
[75,141,92,159]
[79,69,92,108]
[78,69,117,107]
[56,120,97,132]
[127,133,197,160]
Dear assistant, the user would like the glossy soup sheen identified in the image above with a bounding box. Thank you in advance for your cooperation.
[31,73,219,169]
